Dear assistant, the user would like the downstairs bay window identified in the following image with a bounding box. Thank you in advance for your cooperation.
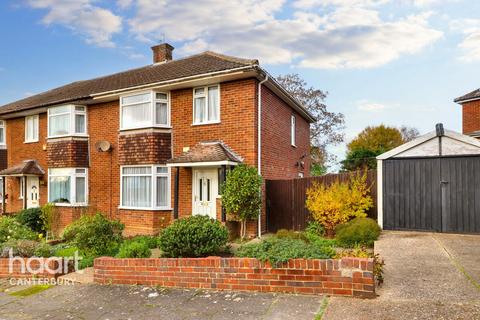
[48,168,88,205]
[120,91,170,130]
[120,165,170,210]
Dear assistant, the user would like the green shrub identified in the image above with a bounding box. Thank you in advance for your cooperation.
[0,239,53,258]
[116,241,151,258]
[34,242,54,257]
[335,217,381,248]
[305,221,325,237]
[16,208,44,234]
[0,217,37,243]
[79,256,94,269]
[275,229,307,242]
[159,215,228,258]
[127,235,158,249]
[53,246,79,258]
[62,213,124,257]
[236,237,336,267]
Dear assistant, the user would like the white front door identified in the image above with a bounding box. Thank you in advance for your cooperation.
[193,168,218,219]
[26,176,40,208]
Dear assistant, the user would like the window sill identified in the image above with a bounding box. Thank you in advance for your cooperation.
[119,206,172,211]
[52,203,88,207]
[191,121,221,126]
[24,140,39,144]
[47,134,89,140]
[119,125,172,132]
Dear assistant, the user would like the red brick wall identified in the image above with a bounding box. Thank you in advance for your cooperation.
[5,114,48,213]
[0,257,66,279]
[462,100,480,134]
[94,256,375,298]
[47,138,89,168]
[118,131,171,165]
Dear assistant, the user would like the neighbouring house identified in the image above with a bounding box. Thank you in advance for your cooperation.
[0,43,313,236]
[454,88,480,137]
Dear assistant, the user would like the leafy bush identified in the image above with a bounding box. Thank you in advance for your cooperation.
[335,217,381,248]
[53,246,79,258]
[0,217,37,243]
[275,229,307,242]
[236,237,336,267]
[0,239,53,257]
[306,171,373,236]
[40,203,60,239]
[116,240,151,258]
[127,235,158,249]
[334,245,372,259]
[305,221,325,237]
[62,213,124,257]
[16,208,44,234]
[222,164,262,239]
[159,215,228,258]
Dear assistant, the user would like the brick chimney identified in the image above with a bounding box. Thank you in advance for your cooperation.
[151,43,174,63]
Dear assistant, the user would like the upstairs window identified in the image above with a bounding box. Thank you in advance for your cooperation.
[48,168,88,205]
[48,105,87,138]
[120,91,169,130]
[25,115,39,143]
[193,85,220,124]
[0,120,5,145]
[291,115,296,147]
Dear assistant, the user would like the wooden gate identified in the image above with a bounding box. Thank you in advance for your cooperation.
[266,171,377,232]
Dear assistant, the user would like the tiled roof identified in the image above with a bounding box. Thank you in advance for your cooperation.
[167,141,243,164]
[454,88,480,103]
[0,52,258,115]
[0,160,45,176]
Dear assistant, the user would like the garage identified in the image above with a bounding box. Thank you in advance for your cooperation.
[377,124,480,233]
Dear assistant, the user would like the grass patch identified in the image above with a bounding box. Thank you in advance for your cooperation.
[9,285,52,297]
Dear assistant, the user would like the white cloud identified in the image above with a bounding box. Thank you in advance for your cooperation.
[125,0,442,69]
[117,0,134,9]
[293,0,389,9]
[357,101,388,111]
[26,0,122,47]
[450,18,480,62]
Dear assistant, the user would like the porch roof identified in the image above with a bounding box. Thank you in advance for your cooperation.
[167,141,243,167]
[0,160,45,176]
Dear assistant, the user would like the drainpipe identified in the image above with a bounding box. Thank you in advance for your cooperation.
[257,74,268,238]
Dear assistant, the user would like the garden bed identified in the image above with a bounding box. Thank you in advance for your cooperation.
[93,256,375,298]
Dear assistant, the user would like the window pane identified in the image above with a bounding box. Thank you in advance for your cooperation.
[194,97,205,123]
[156,176,168,207]
[75,168,86,174]
[0,178,3,201]
[75,106,85,112]
[122,93,150,105]
[122,166,151,175]
[49,106,70,115]
[26,117,34,140]
[208,86,219,121]
[75,114,86,133]
[122,102,151,128]
[75,177,86,203]
[156,167,168,174]
[122,176,151,207]
[194,88,204,95]
[0,128,4,144]
[49,176,71,203]
[49,114,70,136]
[156,93,167,100]
[155,102,168,125]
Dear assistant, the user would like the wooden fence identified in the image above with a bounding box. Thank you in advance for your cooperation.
[265,170,377,232]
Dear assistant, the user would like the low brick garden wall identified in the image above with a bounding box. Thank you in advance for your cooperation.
[94,257,375,298]
[0,257,66,279]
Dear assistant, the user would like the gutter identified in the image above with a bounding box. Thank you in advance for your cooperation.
[257,73,268,238]
[454,96,480,104]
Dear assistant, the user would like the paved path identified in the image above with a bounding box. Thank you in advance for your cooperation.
[0,281,323,320]
[324,231,480,320]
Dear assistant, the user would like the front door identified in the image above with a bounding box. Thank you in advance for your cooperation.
[26,176,40,208]
[193,168,218,219]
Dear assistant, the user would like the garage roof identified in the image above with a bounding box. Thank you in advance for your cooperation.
[377,127,480,160]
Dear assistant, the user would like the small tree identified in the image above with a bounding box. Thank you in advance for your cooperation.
[222,165,262,240]
[305,171,373,237]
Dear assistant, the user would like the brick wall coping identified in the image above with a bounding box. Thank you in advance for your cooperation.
[94,256,375,298]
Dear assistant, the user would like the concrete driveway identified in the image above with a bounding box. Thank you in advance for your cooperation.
[324,231,480,320]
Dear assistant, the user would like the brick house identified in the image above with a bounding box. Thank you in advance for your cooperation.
[0,44,313,236]
[455,88,480,137]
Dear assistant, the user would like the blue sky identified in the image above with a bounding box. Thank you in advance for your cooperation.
[1,0,480,169]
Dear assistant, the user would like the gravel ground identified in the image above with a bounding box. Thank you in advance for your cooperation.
[324,231,480,320]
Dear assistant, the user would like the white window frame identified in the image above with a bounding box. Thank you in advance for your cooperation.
[291,115,296,147]
[192,84,220,125]
[47,168,88,206]
[25,115,39,143]
[47,105,87,138]
[19,177,24,200]
[119,165,171,210]
[119,91,170,130]
[0,120,6,146]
